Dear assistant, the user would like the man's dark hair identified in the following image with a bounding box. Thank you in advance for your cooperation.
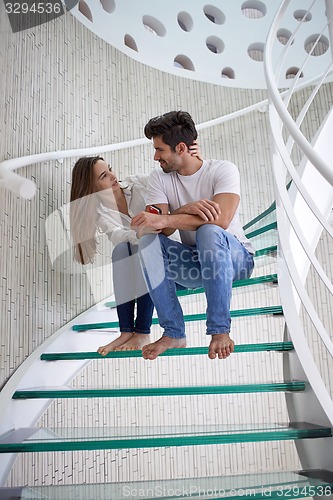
[144,111,197,151]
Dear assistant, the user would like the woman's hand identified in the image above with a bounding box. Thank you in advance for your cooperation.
[188,140,202,161]
[131,212,165,238]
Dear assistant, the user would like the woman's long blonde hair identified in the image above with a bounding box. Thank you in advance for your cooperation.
[70,156,104,264]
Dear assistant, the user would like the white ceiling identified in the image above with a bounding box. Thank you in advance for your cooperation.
[65,0,331,89]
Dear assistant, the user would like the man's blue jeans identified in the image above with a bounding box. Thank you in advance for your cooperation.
[138,225,254,339]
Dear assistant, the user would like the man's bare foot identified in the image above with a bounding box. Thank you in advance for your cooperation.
[115,333,151,351]
[97,332,133,356]
[208,333,234,360]
[142,336,186,360]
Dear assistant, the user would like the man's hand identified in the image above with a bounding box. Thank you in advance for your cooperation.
[131,211,166,238]
[174,199,221,222]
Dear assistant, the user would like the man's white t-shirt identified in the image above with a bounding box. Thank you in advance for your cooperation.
[146,159,255,254]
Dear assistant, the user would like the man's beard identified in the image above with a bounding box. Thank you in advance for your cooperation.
[160,162,175,173]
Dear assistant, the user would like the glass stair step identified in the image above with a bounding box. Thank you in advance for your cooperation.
[0,423,330,453]
[243,201,276,230]
[242,181,290,233]
[12,381,305,400]
[178,273,278,296]
[105,274,278,307]
[255,244,277,257]
[72,305,283,332]
[1,469,332,499]
[40,341,293,360]
[245,221,277,239]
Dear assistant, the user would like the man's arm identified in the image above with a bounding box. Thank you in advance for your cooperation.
[132,193,240,234]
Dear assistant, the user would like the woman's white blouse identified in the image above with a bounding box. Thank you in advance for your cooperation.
[96,174,149,247]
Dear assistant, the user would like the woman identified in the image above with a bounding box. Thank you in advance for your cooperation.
[70,146,200,354]
[70,156,155,354]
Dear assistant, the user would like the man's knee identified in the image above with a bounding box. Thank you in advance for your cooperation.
[196,224,227,248]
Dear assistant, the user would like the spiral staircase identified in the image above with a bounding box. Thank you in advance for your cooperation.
[0,0,333,498]
[0,197,332,499]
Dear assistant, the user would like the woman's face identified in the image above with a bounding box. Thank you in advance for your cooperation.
[93,159,120,193]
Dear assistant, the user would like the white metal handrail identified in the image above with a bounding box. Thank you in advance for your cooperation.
[1,99,272,199]
[1,70,332,200]
[264,0,333,427]
[264,0,333,187]
[285,61,333,155]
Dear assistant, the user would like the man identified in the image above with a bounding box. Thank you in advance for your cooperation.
[131,111,255,360]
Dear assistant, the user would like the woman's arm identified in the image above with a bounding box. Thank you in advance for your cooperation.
[98,215,139,246]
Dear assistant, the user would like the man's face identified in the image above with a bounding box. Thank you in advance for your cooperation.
[152,136,182,173]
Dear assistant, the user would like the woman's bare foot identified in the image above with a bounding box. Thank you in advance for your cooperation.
[142,336,186,360]
[97,332,134,356]
[208,333,234,359]
[115,333,151,351]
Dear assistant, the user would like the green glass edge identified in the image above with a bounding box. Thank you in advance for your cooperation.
[13,475,333,500]
[13,382,305,400]
[245,221,277,239]
[105,274,278,306]
[72,305,283,332]
[0,427,331,453]
[41,342,293,361]
[16,485,332,500]
[243,202,276,230]
[243,180,291,231]
[255,245,277,257]
[172,272,278,297]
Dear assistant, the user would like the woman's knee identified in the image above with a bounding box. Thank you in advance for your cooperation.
[112,242,131,263]
[138,233,170,257]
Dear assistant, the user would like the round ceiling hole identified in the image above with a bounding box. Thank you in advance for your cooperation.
[241,1,267,19]
[100,0,115,14]
[221,67,235,79]
[248,42,264,61]
[124,34,138,52]
[293,10,312,22]
[203,5,225,25]
[142,15,166,36]
[206,36,224,54]
[304,34,329,56]
[286,67,304,79]
[177,11,193,32]
[277,29,294,45]
[78,1,93,21]
[174,55,195,71]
